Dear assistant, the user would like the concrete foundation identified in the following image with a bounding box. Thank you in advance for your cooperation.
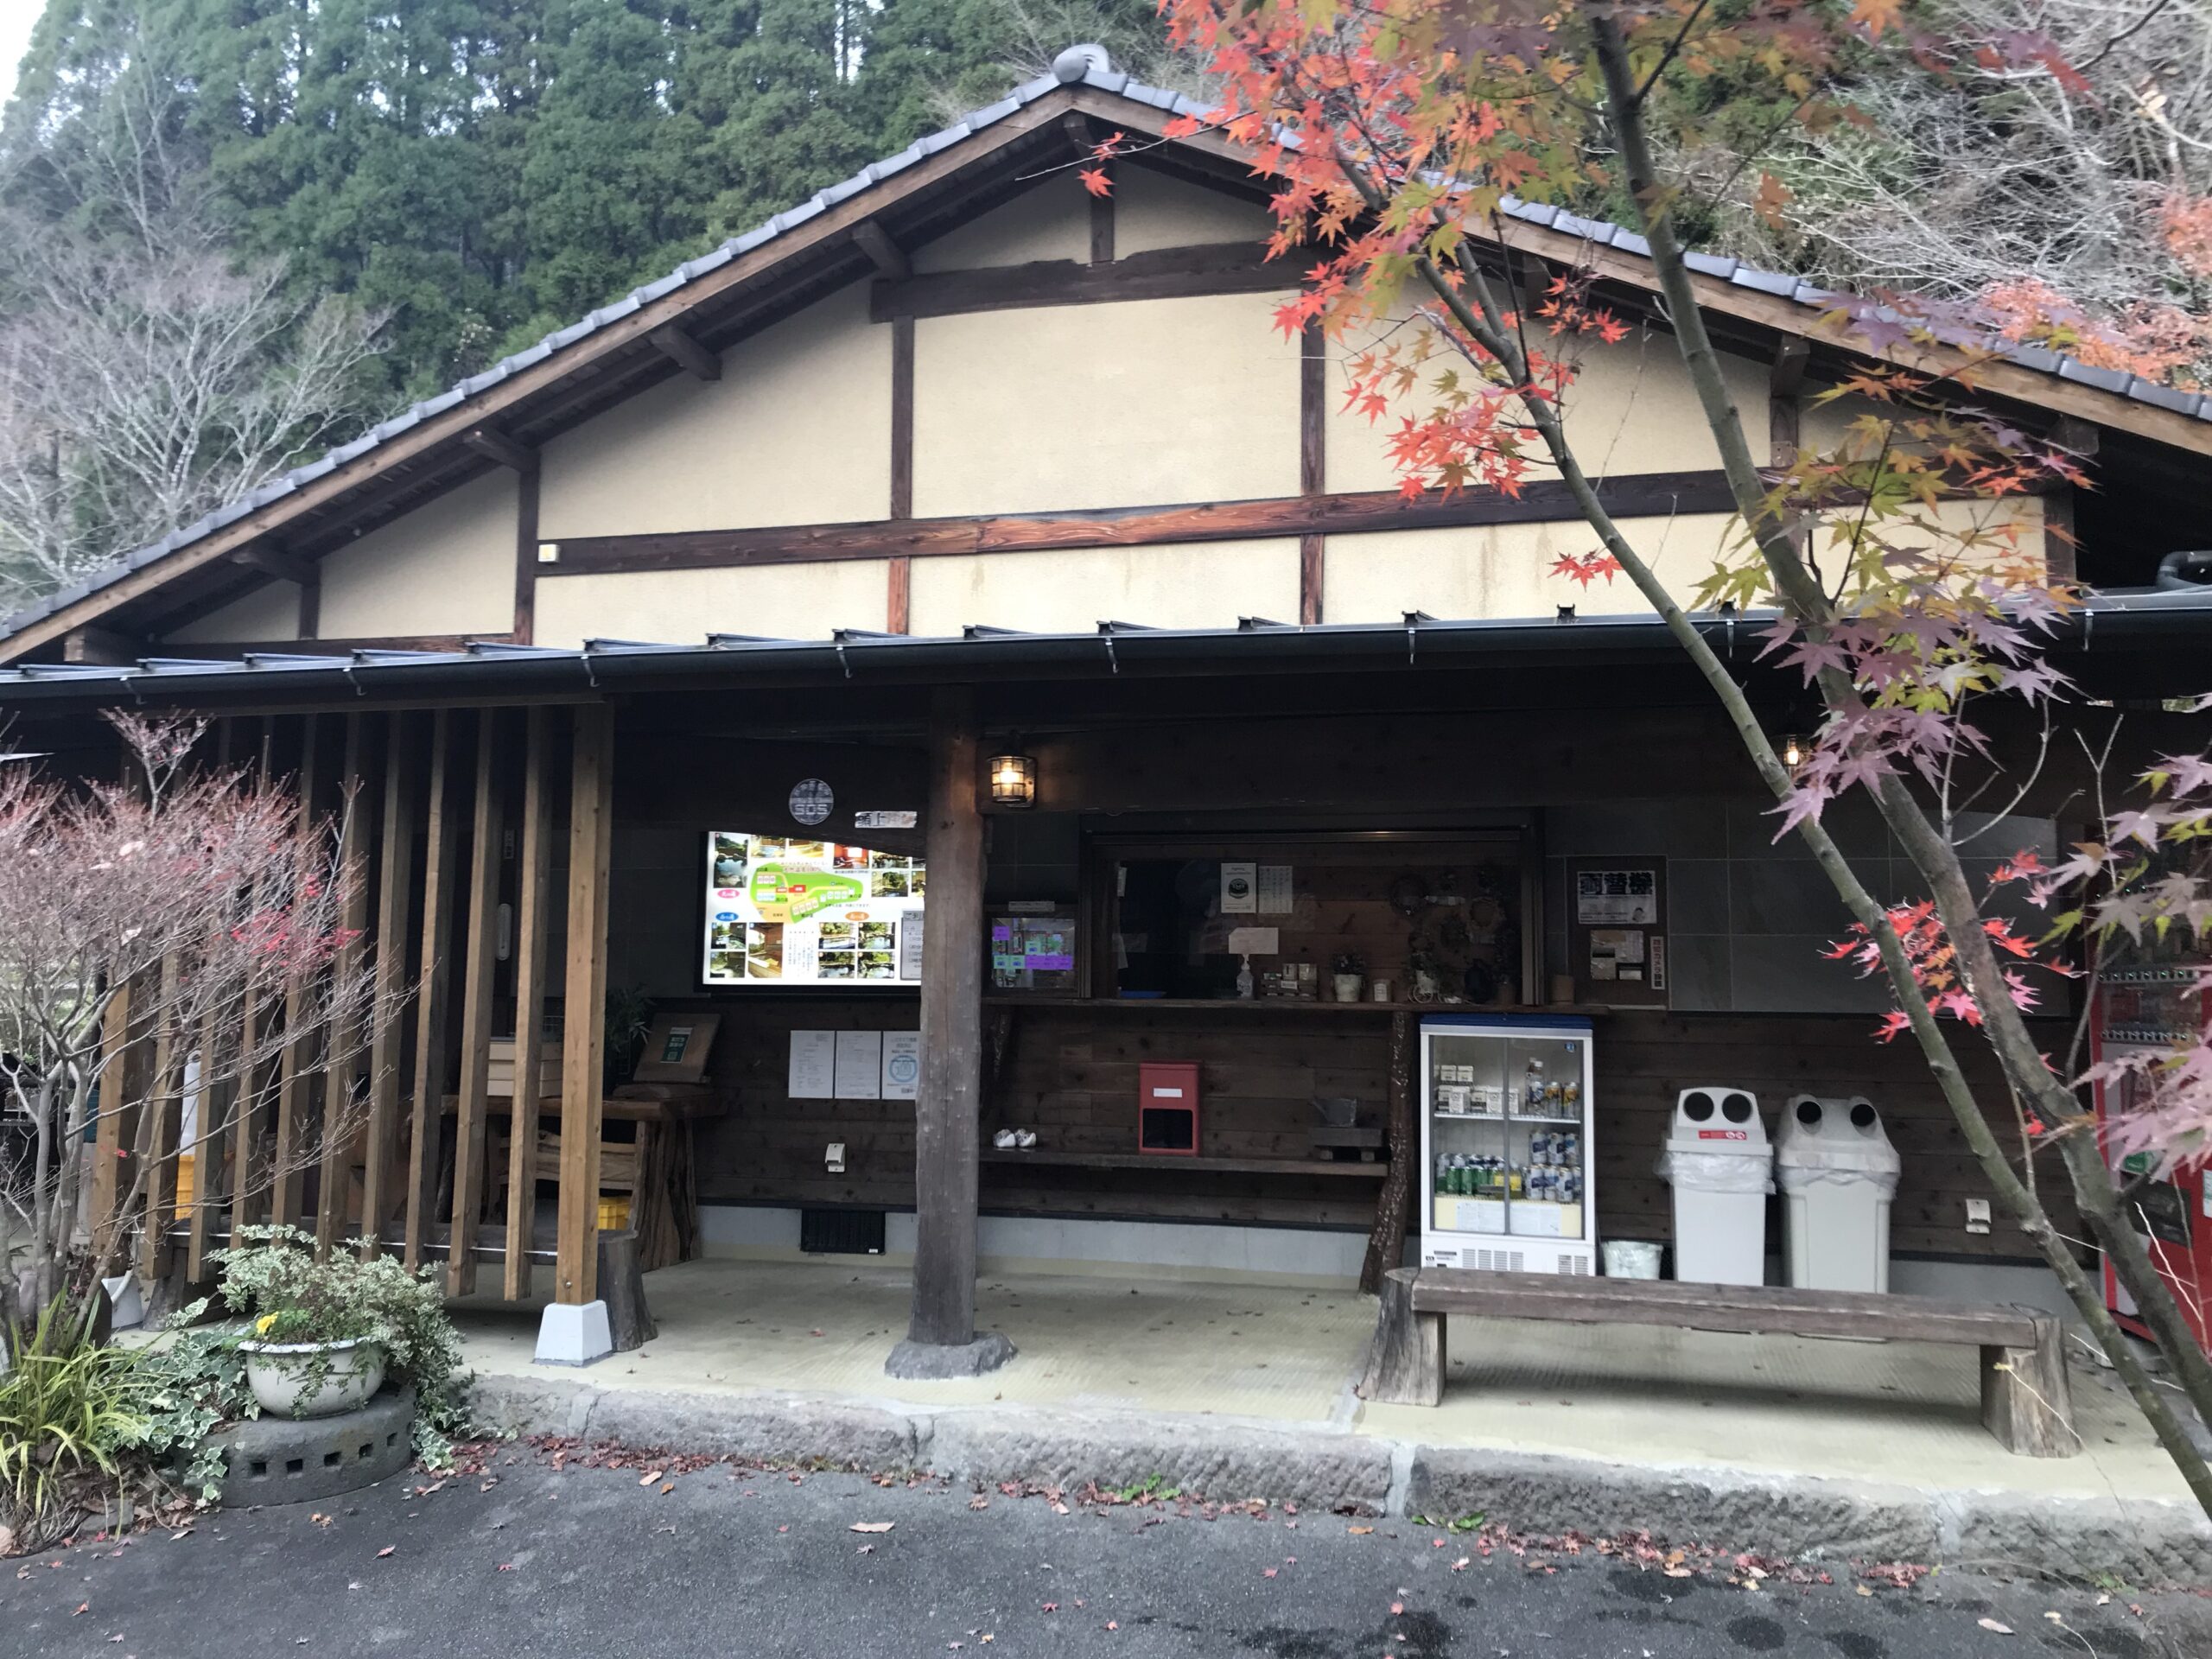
[535,1300,613,1366]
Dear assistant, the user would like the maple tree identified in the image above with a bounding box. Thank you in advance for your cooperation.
[1131,0,2212,1515]
[0,716,394,1344]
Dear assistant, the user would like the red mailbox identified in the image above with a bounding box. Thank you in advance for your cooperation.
[1138,1061,1201,1156]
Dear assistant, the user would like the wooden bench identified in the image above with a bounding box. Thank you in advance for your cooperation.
[1361,1267,2076,1458]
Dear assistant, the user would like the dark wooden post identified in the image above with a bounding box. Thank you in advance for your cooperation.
[887,686,1014,1377]
[552,705,613,1306]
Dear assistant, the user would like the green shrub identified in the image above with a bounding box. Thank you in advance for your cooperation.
[0,1300,145,1548]
[214,1225,470,1466]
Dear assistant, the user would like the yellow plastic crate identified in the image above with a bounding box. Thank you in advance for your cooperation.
[597,1196,631,1231]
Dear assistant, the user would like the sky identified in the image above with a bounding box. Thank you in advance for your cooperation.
[0,0,38,108]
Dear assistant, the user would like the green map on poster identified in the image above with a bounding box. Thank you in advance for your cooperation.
[749,863,868,922]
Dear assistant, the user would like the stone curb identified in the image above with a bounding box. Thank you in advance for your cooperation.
[465,1374,2212,1584]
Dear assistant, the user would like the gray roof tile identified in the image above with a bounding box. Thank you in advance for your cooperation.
[1731,267,1800,296]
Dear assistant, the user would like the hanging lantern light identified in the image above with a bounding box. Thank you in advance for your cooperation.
[988,751,1038,808]
[1779,732,1810,773]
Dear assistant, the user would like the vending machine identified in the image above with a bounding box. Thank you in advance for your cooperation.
[1420,1013,1597,1275]
[2092,954,2212,1354]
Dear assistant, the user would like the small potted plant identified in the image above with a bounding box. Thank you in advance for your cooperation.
[1330,950,1365,1005]
[237,1307,386,1419]
[219,1226,454,1421]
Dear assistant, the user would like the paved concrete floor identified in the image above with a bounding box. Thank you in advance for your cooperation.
[7,1453,2206,1659]
[455,1257,2192,1505]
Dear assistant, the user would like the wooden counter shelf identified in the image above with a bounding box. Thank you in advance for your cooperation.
[983,995,1605,1016]
[981,1147,1391,1179]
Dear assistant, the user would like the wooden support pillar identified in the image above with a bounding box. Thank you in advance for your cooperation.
[90,977,136,1263]
[887,313,915,632]
[137,954,182,1280]
[553,704,614,1308]
[270,716,322,1230]
[359,713,417,1257]
[404,711,461,1273]
[887,685,1012,1376]
[448,710,505,1297]
[185,1000,225,1283]
[503,707,556,1300]
[317,714,370,1257]
[230,725,274,1243]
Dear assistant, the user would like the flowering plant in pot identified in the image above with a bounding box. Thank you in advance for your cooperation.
[217,1227,458,1421]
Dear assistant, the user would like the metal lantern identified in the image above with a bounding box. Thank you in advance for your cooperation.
[1779,732,1810,772]
[988,752,1037,807]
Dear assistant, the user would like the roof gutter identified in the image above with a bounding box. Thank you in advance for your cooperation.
[2,590,2204,710]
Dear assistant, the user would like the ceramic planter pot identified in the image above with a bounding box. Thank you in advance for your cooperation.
[238,1336,386,1418]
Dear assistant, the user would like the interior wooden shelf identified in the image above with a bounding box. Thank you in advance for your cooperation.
[983,995,1600,1016]
[980,1148,1392,1179]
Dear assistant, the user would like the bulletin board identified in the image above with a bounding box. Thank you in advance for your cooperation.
[1566,856,1669,1008]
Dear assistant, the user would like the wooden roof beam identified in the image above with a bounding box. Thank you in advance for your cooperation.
[231,543,317,587]
[462,425,537,473]
[853,219,911,282]
[648,324,722,382]
[63,625,143,666]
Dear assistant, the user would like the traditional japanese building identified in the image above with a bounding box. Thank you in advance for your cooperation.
[4,48,2207,1371]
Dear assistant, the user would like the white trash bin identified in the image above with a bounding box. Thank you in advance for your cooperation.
[1657,1086,1772,1285]
[1776,1094,1899,1294]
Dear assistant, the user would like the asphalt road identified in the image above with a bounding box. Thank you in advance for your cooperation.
[3,1450,2205,1659]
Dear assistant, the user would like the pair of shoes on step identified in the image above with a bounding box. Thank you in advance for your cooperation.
[991,1128,1039,1149]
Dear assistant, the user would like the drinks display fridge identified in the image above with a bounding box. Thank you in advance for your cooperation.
[2092,952,2212,1355]
[1420,1013,1597,1275]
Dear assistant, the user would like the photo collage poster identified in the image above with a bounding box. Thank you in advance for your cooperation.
[703,831,926,986]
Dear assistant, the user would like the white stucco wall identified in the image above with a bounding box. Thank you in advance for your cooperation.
[316,467,518,639]
[539,283,891,538]
[913,292,1302,516]
[533,558,895,646]
[906,537,1301,636]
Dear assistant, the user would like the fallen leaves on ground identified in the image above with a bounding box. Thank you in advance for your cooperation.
[1979,1618,2014,1635]
[849,1522,895,1534]
[376,1547,395,1559]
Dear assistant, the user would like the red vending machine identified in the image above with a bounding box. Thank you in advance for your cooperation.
[2092,951,2212,1352]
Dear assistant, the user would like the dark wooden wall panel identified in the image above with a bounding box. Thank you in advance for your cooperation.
[689,999,2076,1263]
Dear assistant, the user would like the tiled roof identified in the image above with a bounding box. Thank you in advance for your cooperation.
[5,44,2204,646]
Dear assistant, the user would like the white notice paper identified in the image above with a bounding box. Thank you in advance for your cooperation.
[1257,865,1294,914]
[880,1031,922,1101]
[788,1030,836,1099]
[835,1030,884,1100]
[1221,860,1257,914]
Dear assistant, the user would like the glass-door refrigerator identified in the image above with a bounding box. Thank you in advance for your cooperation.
[1420,1013,1596,1275]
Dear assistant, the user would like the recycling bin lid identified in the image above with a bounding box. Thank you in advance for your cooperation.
[1665,1084,1770,1155]
[1774,1093,1900,1182]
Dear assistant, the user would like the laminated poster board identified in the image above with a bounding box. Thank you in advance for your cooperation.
[1567,857,1669,1008]
[703,830,925,987]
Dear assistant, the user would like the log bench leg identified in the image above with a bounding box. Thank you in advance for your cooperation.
[1361,1267,1446,1406]
[1980,1316,2076,1457]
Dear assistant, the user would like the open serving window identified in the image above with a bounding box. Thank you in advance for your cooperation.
[1087,830,1538,1007]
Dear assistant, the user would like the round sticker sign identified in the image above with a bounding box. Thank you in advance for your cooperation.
[788,778,834,826]
[886,1052,920,1087]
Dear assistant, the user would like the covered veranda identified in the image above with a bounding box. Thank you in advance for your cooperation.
[449,1253,2191,1513]
[5,597,2208,1377]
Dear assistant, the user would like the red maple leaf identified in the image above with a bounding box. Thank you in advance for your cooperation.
[1077,168,1113,198]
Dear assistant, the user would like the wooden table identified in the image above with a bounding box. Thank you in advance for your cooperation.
[444,1084,721,1273]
